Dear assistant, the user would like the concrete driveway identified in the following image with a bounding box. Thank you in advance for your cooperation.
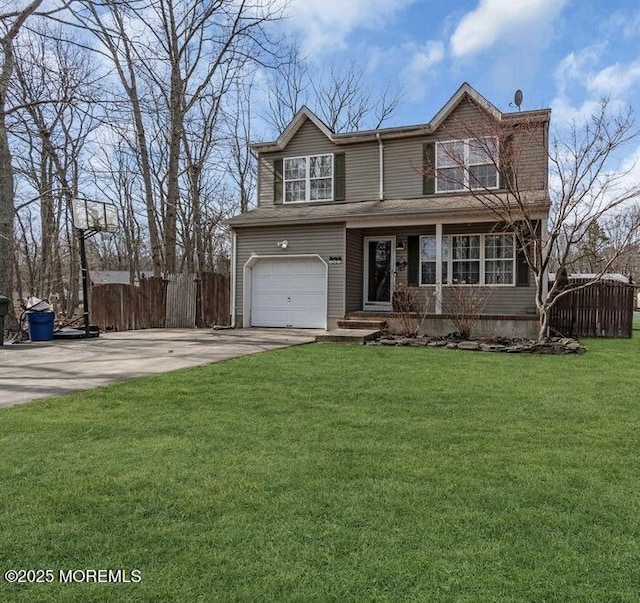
[0,328,321,408]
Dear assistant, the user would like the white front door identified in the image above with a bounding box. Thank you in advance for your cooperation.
[251,257,327,328]
[364,238,395,308]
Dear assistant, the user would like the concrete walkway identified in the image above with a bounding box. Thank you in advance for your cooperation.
[0,328,321,407]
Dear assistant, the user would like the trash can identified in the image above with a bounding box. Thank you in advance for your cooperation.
[0,295,9,346]
[26,311,55,341]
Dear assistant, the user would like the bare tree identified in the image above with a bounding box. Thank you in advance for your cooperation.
[427,97,640,341]
[1,1,45,327]
[1,0,77,330]
[265,52,402,134]
[72,0,283,275]
[11,24,99,315]
[226,78,256,213]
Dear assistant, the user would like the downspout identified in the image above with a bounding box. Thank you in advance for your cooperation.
[230,229,237,327]
[376,132,384,201]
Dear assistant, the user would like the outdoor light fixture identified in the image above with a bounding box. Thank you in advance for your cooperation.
[276,240,289,249]
[396,241,406,251]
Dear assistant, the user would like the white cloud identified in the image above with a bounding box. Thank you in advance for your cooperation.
[587,61,640,97]
[283,0,415,56]
[366,40,444,104]
[402,41,445,101]
[551,46,605,123]
[551,43,640,125]
[450,0,567,58]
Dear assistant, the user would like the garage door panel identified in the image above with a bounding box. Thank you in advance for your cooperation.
[250,257,327,329]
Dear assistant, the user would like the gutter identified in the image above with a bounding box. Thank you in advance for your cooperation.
[377,133,384,201]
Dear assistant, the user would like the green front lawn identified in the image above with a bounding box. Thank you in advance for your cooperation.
[1,336,639,601]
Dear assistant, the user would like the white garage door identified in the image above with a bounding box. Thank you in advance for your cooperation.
[251,257,327,328]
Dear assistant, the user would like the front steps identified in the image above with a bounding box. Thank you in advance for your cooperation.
[315,313,388,345]
[316,328,381,345]
[336,318,387,330]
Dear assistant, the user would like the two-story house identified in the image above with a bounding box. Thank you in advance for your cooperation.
[227,83,550,337]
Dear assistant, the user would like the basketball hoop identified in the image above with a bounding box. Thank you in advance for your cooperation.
[71,198,119,338]
[72,198,118,232]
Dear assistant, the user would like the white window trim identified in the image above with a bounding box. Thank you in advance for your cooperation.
[419,232,515,287]
[283,153,334,204]
[435,137,499,194]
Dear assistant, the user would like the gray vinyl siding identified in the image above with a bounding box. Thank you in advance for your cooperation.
[345,229,363,312]
[258,99,547,207]
[258,120,379,207]
[352,222,536,315]
[235,223,346,325]
[384,137,425,199]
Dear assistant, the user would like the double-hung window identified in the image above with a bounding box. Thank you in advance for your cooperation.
[436,137,498,193]
[283,154,333,203]
[420,235,449,285]
[484,234,514,284]
[452,235,481,284]
[418,232,516,286]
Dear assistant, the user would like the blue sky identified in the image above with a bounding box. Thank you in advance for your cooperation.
[278,0,640,128]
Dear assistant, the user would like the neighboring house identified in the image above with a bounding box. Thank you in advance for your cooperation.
[227,83,551,334]
[91,271,155,286]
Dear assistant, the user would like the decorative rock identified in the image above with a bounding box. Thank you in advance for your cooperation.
[479,343,507,352]
[370,333,586,354]
[457,341,480,351]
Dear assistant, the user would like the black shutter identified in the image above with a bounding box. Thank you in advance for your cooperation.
[273,158,283,204]
[407,236,420,286]
[516,248,529,287]
[334,152,345,201]
[499,135,515,191]
[423,143,435,195]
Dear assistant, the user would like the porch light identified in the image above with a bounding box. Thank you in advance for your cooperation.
[276,240,289,249]
[396,241,406,251]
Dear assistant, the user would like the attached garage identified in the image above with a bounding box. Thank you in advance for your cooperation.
[247,256,327,329]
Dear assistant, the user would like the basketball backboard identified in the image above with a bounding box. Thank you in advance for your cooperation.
[72,198,118,232]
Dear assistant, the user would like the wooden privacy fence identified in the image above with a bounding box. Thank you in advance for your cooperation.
[548,279,635,338]
[91,273,229,332]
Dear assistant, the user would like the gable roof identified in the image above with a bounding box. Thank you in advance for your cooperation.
[251,82,550,153]
[273,106,334,149]
[428,82,501,130]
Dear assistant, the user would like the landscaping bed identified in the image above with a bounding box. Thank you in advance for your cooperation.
[372,334,586,353]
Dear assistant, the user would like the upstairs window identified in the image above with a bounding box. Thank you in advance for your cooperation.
[436,138,498,193]
[283,154,333,203]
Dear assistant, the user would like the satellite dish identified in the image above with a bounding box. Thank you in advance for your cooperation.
[514,89,523,111]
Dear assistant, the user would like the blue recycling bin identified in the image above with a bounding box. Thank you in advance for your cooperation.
[26,311,55,341]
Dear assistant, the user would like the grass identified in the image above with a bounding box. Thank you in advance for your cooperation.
[1,334,639,601]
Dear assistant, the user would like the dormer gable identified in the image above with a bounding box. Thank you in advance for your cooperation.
[254,107,334,154]
[429,82,501,132]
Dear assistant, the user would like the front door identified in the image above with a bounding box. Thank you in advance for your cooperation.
[364,238,395,307]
